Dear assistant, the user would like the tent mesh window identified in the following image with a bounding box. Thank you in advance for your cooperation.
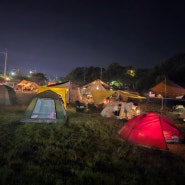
[31,98,56,119]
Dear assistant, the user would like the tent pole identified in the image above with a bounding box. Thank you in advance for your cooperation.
[4,48,7,79]
[165,77,166,109]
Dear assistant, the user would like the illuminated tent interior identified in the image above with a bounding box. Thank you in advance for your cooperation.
[118,112,185,150]
[20,90,67,124]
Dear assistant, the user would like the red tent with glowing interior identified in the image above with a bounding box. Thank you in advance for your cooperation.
[118,112,185,150]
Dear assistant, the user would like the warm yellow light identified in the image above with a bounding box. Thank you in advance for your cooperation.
[127,69,136,77]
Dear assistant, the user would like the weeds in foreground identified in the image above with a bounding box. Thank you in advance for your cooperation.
[0,105,185,185]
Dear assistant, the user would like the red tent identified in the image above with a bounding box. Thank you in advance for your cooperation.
[118,112,185,150]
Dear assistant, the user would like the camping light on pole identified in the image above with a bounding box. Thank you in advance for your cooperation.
[0,48,7,80]
[4,48,7,79]
[161,76,167,111]
[164,76,167,109]
[100,67,102,80]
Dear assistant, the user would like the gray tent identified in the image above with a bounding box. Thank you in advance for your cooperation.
[48,81,82,103]
[0,84,17,105]
[20,90,67,123]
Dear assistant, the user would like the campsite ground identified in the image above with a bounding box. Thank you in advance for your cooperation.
[1,91,185,185]
[15,91,185,159]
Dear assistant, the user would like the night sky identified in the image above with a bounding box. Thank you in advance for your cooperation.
[0,0,185,79]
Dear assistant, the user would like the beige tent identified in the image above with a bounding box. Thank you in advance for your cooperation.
[48,81,82,103]
[81,79,111,94]
[0,84,17,105]
[81,79,111,104]
[81,79,145,105]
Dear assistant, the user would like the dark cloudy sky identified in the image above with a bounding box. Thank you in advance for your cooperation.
[0,0,185,79]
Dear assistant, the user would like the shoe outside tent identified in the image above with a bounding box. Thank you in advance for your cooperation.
[118,112,185,150]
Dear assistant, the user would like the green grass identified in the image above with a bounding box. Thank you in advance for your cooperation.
[0,105,185,185]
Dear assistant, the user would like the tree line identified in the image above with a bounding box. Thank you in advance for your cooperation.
[3,52,184,94]
[63,53,185,94]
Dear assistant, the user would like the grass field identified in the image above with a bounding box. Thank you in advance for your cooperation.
[0,92,185,185]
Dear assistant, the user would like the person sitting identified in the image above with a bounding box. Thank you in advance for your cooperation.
[113,103,122,116]
[117,102,139,120]
[124,102,139,120]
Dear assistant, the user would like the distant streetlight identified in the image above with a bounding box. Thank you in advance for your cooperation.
[29,69,36,74]
[11,71,15,76]
[0,48,8,79]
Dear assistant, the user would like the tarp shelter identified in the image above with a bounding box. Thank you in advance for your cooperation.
[149,79,185,98]
[20,90,67,123]
[91,90,115,105]
[37,86,68,109]
[92,90,146,105]
[47,81,82,103]
[118,90,146,101]
[0,84,17,105]
[118,112,185,150]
